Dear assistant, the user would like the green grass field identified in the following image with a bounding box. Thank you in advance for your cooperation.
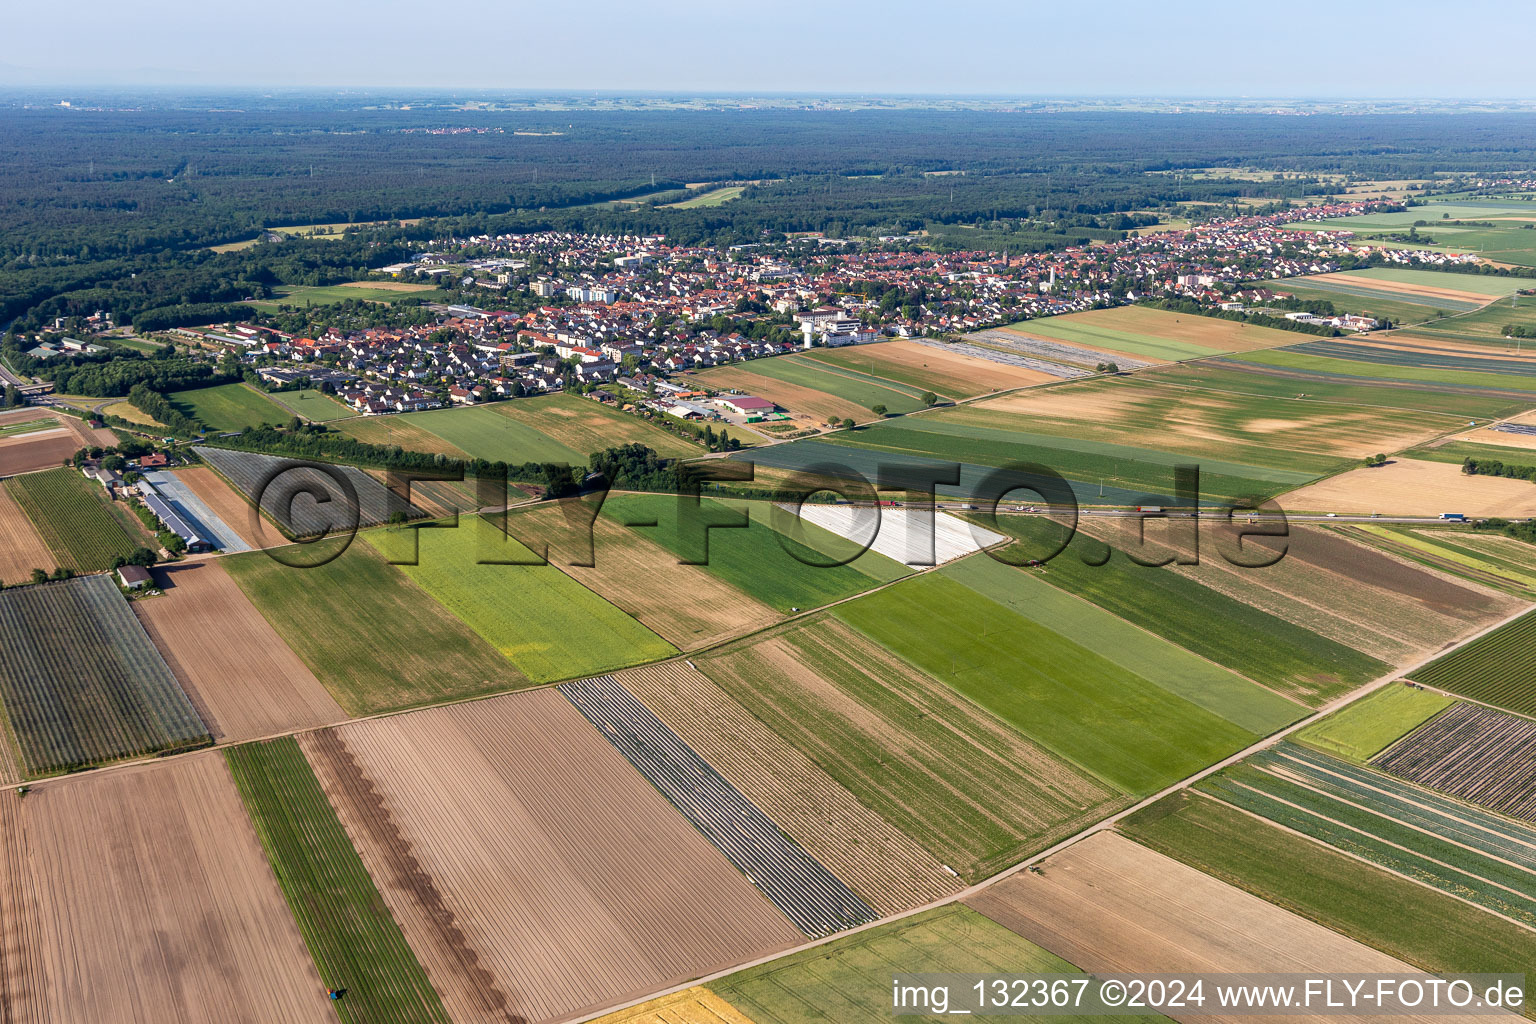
[261,388,357,422]
[7,467,140,571]
[226,737,452,1024]
[710,905,1156,1024]
[393,404,583,464]
[1403,438,1536,465]
[602,492,907,613]
[1411,609,1536,716]
[491,393,701,459]
[255,282,440,306]
[969,517,1385,705]
[1414,297,1536,343]
[1348,267,1527,297]
[224,540,523,714]
[942,554,1304,734]
[832,573,1260,795]
[1294,684,1453,762]
[168,382,289,432]
[665,185,745,208]
[1144,360,1529,419]
[699,616,1125,880]
[1237,347,1536,392]
[1120,791,1536,980]
[372,516,676,682]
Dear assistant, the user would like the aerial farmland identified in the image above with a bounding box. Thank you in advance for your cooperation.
[7,75,1536,1024]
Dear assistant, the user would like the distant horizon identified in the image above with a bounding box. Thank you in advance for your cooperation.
[6,0,1534,97]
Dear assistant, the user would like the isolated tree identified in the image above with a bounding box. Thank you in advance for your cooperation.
[29,569,47,585]
[2,385,18,409]
[841,417,856,430]
[870,403,888,417]
[920,391,938,407]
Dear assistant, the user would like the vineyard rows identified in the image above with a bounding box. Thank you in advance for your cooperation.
[1413,610,1536,716]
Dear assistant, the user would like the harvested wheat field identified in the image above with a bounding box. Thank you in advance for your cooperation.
[340,415,473,459]
[590,987,755,1024]
[0,484,52,585]
[1301,272,1505,307]
[0,754,330,1024]
[615,662,960,915]
[177,465,261,547]
[508,503,780,649]
[968,832,1492,1024]
[1280,458,1536,517]
[132,559,345,742]
[693,364,870,426]
[1451,408,1536,452]
[303,689,801,1024]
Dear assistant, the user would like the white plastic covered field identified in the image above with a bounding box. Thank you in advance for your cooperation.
[780,504,1005,567]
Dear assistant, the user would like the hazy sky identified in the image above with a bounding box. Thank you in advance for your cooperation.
[6,0,1535,96]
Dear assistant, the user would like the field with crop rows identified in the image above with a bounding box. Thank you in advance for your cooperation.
[562,675,878,936]
[942,554,1304,732]
[134,560,344,742]
[704,353,929,414]
[803,340,1053,399]
[833,573,1260,795]
[0,575,209,775]
[1375,701,1536,823]
[1119,789,1536,981]
[0,483,54,585]
[195,446,423,537]
[1198,743,1536,927]
[967,516,1385,704]
[506,502,780,649]
[492,393,701,459]
[614,661,960,913]
[372,517,676,683]
[224,541,522,714]
[226,738,452,1024]
[1234,345,1536,393]
[7,467,139,571]
[1344,525,1536,595]
[0,753,333,1023]
[261,388,357,422]
[1139,358,1529,418]
[969,831,1444,1008]
[1004,304,1298,362]
[1411,608,1536,715]
[696,616,1125,880]
[313,691,802,1024]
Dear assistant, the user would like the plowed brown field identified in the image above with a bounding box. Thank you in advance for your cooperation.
[616,661,960,914]
[507,504,780,649]
[177,465,261,547]
[0,431,78,478]
[310,690,801,1024]
[0,483,52,585]
[132,559,345,742]
[968,832,1491,1024]
[0,754,330,1024]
